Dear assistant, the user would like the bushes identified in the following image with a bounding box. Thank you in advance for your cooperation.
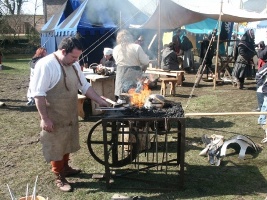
[0,38,38,55]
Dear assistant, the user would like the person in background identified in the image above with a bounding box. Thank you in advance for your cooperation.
[113,29,149,99]
[30,37,109,192]
[26,47,47,106]
[172,28,182,55]
[180,34,194,72]
[99,47,116,68]
[199,32,216,78]
[257,41,267,70]
[135,35,145,48]
[256,62,267,143]
[161,42,180,71]
[253,41,266,111]
[0,50,2,70]
[113,29,150,152]
[232,29,257,89]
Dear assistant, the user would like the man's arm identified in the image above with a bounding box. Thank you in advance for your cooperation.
[35,96,54,132]
[85,87,109,107]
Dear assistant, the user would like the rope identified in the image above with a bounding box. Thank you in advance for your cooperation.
[184,22,219,111]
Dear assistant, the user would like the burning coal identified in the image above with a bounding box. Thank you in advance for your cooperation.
[120,102,184,118]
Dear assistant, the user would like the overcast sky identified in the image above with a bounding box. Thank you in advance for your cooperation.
[22,0,43,15]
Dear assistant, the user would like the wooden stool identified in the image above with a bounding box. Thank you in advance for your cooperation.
[160,78,178,96]
[77,94,86,119]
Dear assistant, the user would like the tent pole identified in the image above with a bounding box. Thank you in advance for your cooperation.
[120,11,122,29]
[214,0,223,89]
[157,0,161,68]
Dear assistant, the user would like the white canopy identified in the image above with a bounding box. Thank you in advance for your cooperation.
[140,0,267,29]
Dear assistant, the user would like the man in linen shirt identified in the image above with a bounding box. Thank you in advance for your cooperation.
[30,37,108,192]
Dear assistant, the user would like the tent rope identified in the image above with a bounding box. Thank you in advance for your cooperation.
[79,0,155,62]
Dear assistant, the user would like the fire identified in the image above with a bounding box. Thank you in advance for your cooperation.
[128,82,151,108]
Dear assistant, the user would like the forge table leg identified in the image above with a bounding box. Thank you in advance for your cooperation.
[102,120,111,189]
[177,118,186,188]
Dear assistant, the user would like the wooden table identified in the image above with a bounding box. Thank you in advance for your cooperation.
[83,69,115,116]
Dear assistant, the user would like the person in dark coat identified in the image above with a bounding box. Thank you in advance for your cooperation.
[161,42,179,71]
[199,32,216,78]
[232,29,257,89]
[172,29,182,55]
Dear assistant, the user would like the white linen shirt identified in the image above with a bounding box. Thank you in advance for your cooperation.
[30,53,91,97]
[113,43,149,67]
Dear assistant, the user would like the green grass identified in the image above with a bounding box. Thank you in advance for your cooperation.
[1,57,267,200]
[1,55,32,75]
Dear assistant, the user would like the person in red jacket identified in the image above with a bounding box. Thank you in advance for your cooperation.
[258,41,267,70]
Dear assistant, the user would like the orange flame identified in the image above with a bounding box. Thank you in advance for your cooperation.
[128,82,151,108]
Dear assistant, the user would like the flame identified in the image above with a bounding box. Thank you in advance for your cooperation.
[128,82,151,108]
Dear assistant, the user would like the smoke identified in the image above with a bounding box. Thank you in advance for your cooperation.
[82,0,148,28]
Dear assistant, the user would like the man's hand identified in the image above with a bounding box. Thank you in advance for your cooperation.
[98,98,110,107]
[41,118,54,132]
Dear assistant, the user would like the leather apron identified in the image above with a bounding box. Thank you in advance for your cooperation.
[115,65,142,96]
[40,63,80,162]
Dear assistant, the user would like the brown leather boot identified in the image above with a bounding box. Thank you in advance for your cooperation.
[55,173,72,192]
[64,165,81,177]
[236,81,240,89]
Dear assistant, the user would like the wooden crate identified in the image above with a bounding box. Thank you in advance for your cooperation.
[85,74,115,116]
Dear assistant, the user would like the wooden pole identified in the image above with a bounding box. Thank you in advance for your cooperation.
[213,0,223,89]
[185,112,267,117]
[157,0,161,68]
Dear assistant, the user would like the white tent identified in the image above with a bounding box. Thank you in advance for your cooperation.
[140,0,267,29]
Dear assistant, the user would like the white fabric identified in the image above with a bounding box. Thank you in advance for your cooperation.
[103,48,113,55]
[27,68,35,100]
[30,54,91,97]
[139,0,267,29]
[113,43,149,67]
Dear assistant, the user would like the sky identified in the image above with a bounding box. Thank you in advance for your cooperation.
[22,0,43,15]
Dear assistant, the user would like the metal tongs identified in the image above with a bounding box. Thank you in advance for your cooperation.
[100,96,124,108]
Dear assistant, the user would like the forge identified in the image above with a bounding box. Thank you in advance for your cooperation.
[87,98,186,190]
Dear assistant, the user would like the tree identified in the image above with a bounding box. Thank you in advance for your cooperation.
[0,0,28,15]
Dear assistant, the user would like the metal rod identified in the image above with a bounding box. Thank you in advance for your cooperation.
[6,184,14,200]
[26,183,29,200]
[185,112,267,117]
[32,175,38,200]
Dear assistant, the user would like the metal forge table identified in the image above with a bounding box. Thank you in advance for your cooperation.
[88,116,186,190]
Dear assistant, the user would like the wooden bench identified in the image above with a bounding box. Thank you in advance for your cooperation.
[145,68,185,96]
[160,77,179,96]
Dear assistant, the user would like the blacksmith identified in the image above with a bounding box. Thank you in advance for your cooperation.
[30,37,108,192]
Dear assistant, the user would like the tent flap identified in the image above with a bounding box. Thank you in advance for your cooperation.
[140,0,267,29]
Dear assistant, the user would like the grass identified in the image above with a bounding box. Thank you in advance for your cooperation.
[1,55,32,75]
[1,57,267,200]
